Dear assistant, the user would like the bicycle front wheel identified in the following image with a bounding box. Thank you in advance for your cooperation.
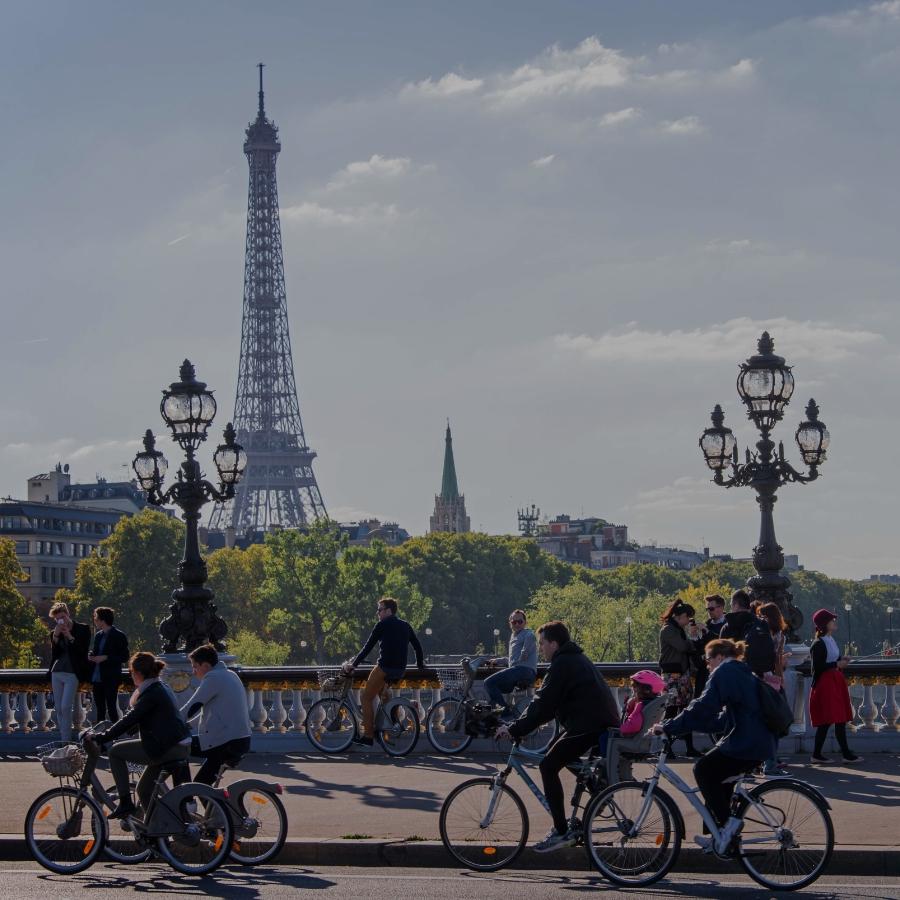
[25,786,107,874]
[155,791,234,876]
[306,698,356,753]
[96,783,153,864]
[439,777,527,871]
[519,717,558,754]
[426,697,472,754]
[736,780,834,891]
[583,782,679,887]
[376,699,420,757]
[230,789,289,865]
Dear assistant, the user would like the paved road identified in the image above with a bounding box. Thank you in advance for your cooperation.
[1,864,898,899]
[3,749,898,846]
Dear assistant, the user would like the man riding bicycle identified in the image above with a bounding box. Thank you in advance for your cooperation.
[180,643,253,784]
[496,620,619,852]
[342,596,425,747]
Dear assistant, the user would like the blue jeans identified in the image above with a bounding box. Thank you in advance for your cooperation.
[484,666,536,710]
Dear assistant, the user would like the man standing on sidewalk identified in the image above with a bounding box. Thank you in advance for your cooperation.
[485,609,537,719]
[343,597,424,747]
[87,607,129,723]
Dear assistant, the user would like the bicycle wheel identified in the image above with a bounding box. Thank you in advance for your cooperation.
[376,699,420,757]
[736,780,834,891]
[155,790,234,876]
[426,697,473,754]
[96,783,153,864]
[25,786,107,874]
[520,717,558,754]
[306,698,356,753]
[230,789,289,865]
[439,777,528,871]
[583,782,679,887]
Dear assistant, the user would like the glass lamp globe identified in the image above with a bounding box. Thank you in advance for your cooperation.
[160,360,217,449]
[795,399,830,467]
[736,332,795,432]
[213,423,248,485]
[699,405,737,471]
[132,429,168,492]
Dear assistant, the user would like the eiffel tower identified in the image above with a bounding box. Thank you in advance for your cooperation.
[209,65,327,536]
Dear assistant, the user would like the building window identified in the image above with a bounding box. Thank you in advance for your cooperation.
[15,540,29,554]
[41,567,49,584]
[60,568,68,586]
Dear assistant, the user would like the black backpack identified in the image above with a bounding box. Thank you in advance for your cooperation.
[757,678,793,738]
[742,619,776,675]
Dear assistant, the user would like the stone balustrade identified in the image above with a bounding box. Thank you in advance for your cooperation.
[2,657,899,752]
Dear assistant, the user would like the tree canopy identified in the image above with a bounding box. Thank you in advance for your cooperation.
[0,538,45,667]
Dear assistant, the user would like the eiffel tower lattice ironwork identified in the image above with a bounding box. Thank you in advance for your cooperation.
[209,65,327,535]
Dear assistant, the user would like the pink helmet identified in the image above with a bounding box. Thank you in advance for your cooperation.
[631,670,666,693]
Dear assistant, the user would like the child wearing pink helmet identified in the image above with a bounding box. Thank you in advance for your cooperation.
[604,670,668,785]
[621,670,667,736]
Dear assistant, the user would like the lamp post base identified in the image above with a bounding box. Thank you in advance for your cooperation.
[159,591,228,654]
[747,573,804,643]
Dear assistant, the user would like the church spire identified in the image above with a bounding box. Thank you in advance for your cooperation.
[441,420,460,499]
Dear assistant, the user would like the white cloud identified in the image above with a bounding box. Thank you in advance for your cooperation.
[280,201,401,228]
[401,72,483,98]
[553,317,884,365]
[628,476,754,514]
[530,154,556,168]
[702,238,763,254]
[598,107,641,128]
[326,154,412,191]
[814,1,900,34]
[659,115,705,135]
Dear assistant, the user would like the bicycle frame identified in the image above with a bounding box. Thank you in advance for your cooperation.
[328,677,405,734]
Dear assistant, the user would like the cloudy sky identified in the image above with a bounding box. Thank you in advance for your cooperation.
[1,1,898,580]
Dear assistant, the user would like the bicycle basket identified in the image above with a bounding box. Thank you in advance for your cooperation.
[318,668,350,693]
[435,667,467,693]
[37,741,85,777]
[463,699,500,738]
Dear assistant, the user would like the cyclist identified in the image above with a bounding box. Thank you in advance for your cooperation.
[342,596,425,747]
[92,652,192,819]
[485,609,537,720]
[495,620,619,852]
[180,643,252,784]
[651,637,775,855]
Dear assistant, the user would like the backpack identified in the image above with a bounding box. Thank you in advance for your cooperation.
[742,618,776,675]
[756,678,793,738]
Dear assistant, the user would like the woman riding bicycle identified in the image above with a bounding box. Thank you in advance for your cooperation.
[92,652,191,819]
[651,637,775,855]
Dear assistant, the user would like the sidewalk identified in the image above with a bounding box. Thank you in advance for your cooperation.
[2,748,897,873]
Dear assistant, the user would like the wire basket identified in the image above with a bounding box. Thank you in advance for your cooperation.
[317,668,351,694]
[36,741,85,778]
[435,667,468,694]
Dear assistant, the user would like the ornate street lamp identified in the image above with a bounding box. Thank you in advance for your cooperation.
[624,615,633,662]
[133,360,247,652]
[699,332,829,640]
[425,627,433,662]
[888,606,895,654]
[844,603,853,656]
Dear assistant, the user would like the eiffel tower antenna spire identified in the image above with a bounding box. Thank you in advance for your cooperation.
[209,67,327,537]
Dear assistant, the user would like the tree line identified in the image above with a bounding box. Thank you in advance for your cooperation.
[0,509,896,667]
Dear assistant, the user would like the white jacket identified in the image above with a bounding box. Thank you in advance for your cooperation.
[180,661,252,751]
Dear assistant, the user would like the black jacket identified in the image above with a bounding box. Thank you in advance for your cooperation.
[508,641,619,739]
[810,637,840,687]
[102,681,190,759]
[353,615,424,677]
[720,611,756,643]
[90,626,129,685]
[48,621,92,683]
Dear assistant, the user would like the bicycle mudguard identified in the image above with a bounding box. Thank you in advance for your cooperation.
[226,778,282,813]
[144,782,228,837]
[746,777,831,810]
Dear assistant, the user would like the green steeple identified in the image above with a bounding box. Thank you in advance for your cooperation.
[440,421,460,499]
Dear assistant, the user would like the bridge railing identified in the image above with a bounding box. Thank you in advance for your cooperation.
[2,655,898,750]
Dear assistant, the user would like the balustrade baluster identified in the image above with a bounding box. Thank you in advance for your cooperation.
[290,690,306,731]
[857,683,876,731]
[884,684,899,731]
[270,690,288,733]
[248,688,268,732]
[14,692,33,733]
[34,692,52,732]
[1,693,14,734]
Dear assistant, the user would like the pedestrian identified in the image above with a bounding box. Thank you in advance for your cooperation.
[651,638,776,856]
[693,594,727,698]
[757,602,791,776]
[658,599,702,757]
[485,609,537,719]
[87,607,129,723]
[809,609,861,765]
[47,601,91,741]
[720,589,776,676]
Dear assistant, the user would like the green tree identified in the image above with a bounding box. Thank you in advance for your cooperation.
[206,543,269,635]
[228,629,290,666]
[66,509,184,653]
[0,538,45,667]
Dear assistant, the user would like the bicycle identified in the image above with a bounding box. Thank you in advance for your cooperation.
[582,735,834,891]
[439,736,606,871]
[426,656,558,755]
[305,667,420,756]
[25,729,235,876]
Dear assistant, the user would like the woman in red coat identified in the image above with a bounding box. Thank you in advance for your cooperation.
[808,608,860,764]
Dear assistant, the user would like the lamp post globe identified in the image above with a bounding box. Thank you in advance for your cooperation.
[698,332,828,641]
[133,360,246,653]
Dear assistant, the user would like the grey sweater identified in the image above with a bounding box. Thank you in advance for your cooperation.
[501,628,537,672]
[180,662,252,751]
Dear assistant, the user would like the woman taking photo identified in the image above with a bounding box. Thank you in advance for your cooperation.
[757,602,790,776]
[809,609,861,765]
[658,599,701,757]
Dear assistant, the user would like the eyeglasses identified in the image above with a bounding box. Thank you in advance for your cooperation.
[376,606,387,613]
[704,654,719,662]
[705,606,721,612]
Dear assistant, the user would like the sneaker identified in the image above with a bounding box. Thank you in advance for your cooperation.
[810,754,830,764]
[533,828,577,853]
[693,835,714,853]
[762,765,790,777]
[715,816,743,855]
[108,802,137,820]
[842,753,863,764]
[351,735,374,746]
